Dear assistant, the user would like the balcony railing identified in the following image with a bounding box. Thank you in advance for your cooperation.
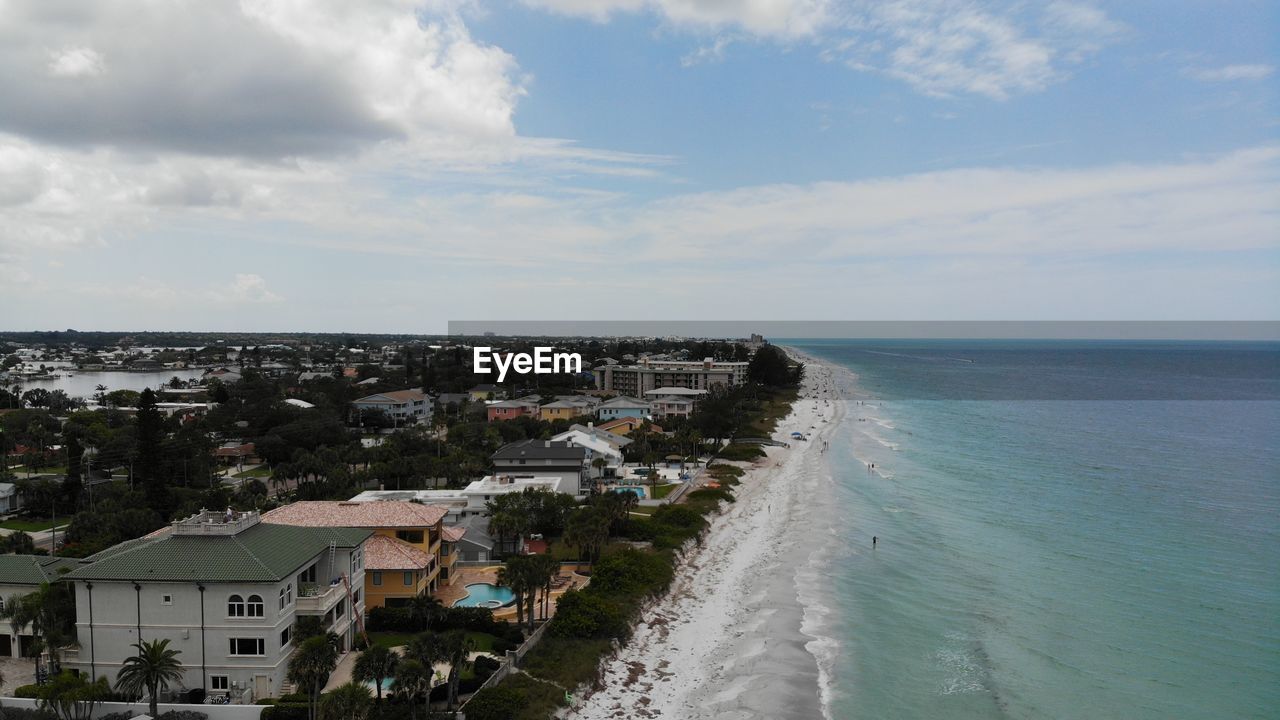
[296,581,344,614]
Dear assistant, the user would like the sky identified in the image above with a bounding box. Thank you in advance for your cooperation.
[0,0,1277,333]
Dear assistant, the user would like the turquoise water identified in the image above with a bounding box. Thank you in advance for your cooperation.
[793,341,1279,720]
[615,486,647,499]
[455,583,516,608]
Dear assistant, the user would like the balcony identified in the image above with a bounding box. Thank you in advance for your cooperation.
[295,581,345,615]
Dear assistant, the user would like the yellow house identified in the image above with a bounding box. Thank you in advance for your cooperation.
[261,500,450,610]
[538,401,581,422]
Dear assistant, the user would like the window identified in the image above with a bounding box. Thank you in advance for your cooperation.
[396,530,424,544]
[335,599,346,620]
[161,595,173,606]
[246,595,264,617]
[371,572,382,586]
[229,638,265,656]
[278,587,288,610]
[403,572,414,587]
[299,564,317,584]
[352,588,361,604]
[228,594,245,617]
[210,676,229,692]
[279,626,291,648]
[350,548,363,574]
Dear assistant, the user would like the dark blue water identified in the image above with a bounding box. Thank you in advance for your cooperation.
[791,340,1280,720]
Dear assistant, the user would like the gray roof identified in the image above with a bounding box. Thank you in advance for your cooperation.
[598,396,650,408]
[64,523,372,583]
[491,439,586,462]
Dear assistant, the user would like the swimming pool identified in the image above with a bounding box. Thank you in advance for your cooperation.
[454,583,516,608]
[613,486,647,499]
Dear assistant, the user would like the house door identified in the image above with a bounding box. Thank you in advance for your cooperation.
[0,634,11,657]
[254,675,270,701]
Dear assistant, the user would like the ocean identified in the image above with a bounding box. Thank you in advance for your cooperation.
[789,340,1280,720]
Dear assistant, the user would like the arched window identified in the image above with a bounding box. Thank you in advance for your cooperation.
[288,583,294,604]
[278,587,287,610]
[247,594,264,617]
[228,594,245,617]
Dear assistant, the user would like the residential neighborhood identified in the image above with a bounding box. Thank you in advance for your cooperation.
[0,331,799,718]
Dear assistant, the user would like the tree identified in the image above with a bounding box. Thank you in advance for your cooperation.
[438,629,474,709]
[115,639,184,717]
[496,556,532,629]
[1,582,76,664]
[392,658,432,720]
[564,505,610,563]
[2,531,36,554]
[135,388,169,515]
[525,553,559,630]
[288,635,338,720]
[352,644,398,704]
[463,686,523,720]
[36,672,111,720]
[319,682,372,720]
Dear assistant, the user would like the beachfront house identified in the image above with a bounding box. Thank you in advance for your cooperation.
[0,555,81,658]
[61,509,370,703]
[261,500,452,607]
[551,424,630,479]
[486,398,539,422]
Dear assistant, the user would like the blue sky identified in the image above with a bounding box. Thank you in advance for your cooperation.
[0,0,1276,332]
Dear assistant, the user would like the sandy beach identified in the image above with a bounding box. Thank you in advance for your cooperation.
[570,358,846,720]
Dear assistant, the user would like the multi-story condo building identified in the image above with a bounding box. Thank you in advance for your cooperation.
[61,510,370,703]
[352,389,432,425]
[0,555,79,658]
[593,357,749,395]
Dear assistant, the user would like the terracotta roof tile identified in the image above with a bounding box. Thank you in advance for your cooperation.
[365,535,433,571]
[261,500,447,528]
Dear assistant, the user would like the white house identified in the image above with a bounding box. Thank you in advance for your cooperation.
[352,389,432,425]
[61,509,370,704]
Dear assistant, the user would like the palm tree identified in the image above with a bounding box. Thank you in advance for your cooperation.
[496,556,531,628]
[392,659,432,720]
[288,635,338,720]
[318,682,372,720]
[114,639,184,717]
[437,630,474,709]
[526,553,559,630]
[404,632,439,672]
[565,506,610,563]
[406,593,444,630]
[352,645,398,704]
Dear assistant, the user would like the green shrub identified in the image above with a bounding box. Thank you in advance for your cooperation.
[587,548,674,599]
[462,687,523,720]
[717,444,765,461]
[260,703,309,720]
[548,589,629,640]
[11,685,40,699]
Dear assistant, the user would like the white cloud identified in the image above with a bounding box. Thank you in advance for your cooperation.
[524,0,830,37]
[47,46,105,78]
[209,274,284,304]
[1185,64,1274,82]
[524,0,1120,99]
[0,0,525,158]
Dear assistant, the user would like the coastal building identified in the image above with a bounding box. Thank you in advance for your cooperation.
[486,398,539,422]
[348,475,576,521]
[61,509,370,702]
[593,357,749,396]
[468,384,504,401]
[352,389,431,425]
[0,482,24,513]
[260,500,450,607]
[491,439,589,492]
[0,555,80,657]
[595,396,652,421]
[551,424,630,479]
[595,417,661,436]
[649,396,695,419]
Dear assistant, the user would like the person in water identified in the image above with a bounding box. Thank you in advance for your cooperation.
[873,536,878,547]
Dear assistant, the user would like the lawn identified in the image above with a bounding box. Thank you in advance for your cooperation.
[233,466,272,479]
[650,483,679,499]
[0,515,71,532]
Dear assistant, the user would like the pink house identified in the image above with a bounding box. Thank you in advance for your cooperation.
[486,399,539,422]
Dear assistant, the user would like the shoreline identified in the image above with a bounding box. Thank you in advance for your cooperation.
[570,355,847,719]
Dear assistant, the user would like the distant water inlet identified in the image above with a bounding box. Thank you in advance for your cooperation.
[454,583,516,609]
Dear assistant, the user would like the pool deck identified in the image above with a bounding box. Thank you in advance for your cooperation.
[433,564,590,621]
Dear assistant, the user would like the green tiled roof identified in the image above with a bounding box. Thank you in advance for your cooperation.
[64,523,372,583]
[0,555,84,586]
